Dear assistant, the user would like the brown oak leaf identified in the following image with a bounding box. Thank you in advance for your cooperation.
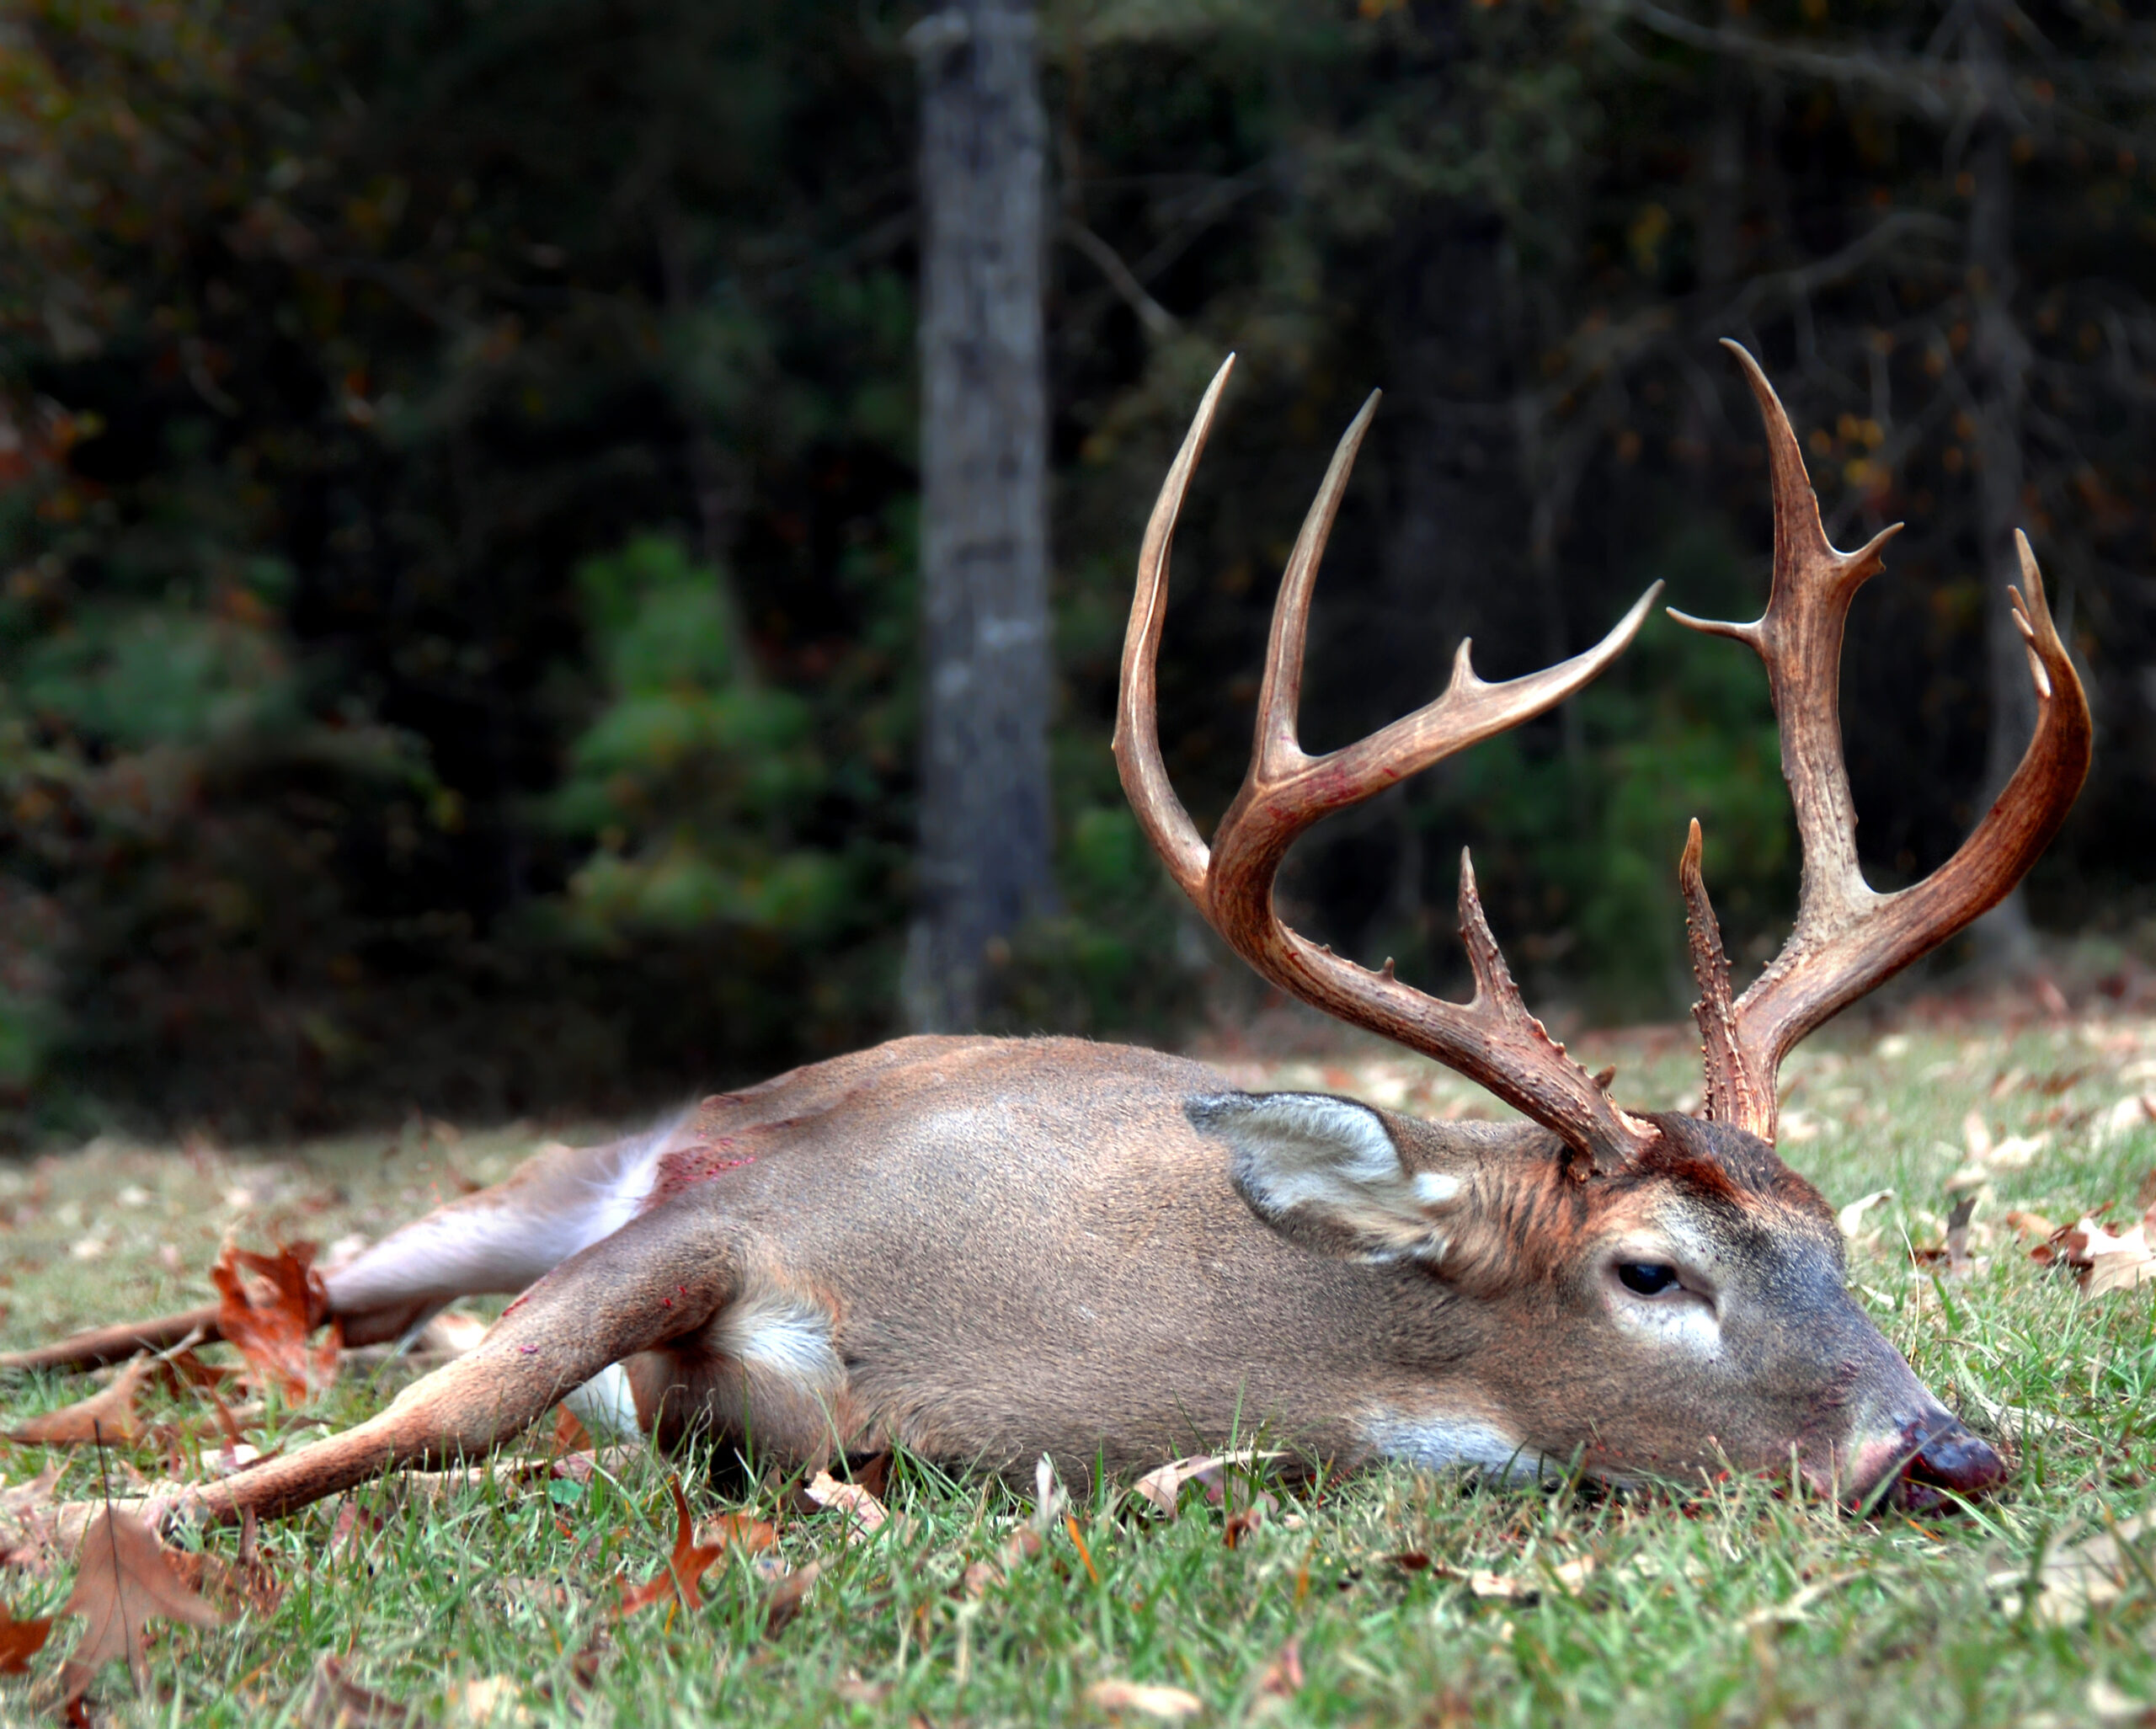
[6,1360,151,1446]
[211,1243,340,1401]
[56,1509,230,1703]
[299,1652,412,1726]
[616,1478,724,1615]
[0,1600,51,1673]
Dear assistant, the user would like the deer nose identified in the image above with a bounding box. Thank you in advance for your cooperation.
[1887,1415,2006,1511]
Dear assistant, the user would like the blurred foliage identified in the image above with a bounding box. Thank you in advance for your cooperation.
[4,0,2156,1137]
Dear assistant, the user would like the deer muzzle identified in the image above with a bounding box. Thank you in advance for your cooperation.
[1845,1410,2007,1512]
[1887,1413,2008,1510]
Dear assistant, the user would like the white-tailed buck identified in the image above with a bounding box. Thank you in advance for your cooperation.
[7,344,2089,1522]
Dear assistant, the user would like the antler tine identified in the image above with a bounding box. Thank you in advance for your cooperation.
[1679,819,1773,1132]
[1248,388,1381,781]
[1116,360,1662,1175]
[1670,343,2092,1139]
[1113,354,1238,903]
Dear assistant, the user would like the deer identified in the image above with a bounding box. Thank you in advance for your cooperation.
[3,342,2089,1528]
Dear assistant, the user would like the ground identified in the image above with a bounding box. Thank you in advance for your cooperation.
[2,1006,2154,1726]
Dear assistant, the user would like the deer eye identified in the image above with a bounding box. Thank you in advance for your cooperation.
[1616,1262,1680,1296]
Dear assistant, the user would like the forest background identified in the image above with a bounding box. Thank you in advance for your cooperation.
[3,0,2153,1144]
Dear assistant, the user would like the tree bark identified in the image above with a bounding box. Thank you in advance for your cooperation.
[1965,0,2038,964]
[902,0,1056,1031]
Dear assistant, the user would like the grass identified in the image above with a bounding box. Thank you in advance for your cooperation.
[3,1010,2156,1725]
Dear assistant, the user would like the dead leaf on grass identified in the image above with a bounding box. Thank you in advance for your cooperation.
[962,1525,1043,1598]
[2005,1209,2060,1245]
[211,1243,340,1401]
[616,1477,723,1616]
[1836,1189,1894,1239]
[1130,1449,1283,1517]
[1992,1513,2156,1626]
[55,1508,230,1702]
[761,1559,821,1636]
[805,1469,888,1540]
[1256,1636,1303,1698]
[2058,1212,2156,1295]
[0,1600,51,1673]
[7,1360,151,1446]
[1086,1678,1204,1720]
[1432,1555,1596,1600]
[299,1652,412,1726]
[2094,1095,2156,1146]
[1223,1502,1270,1548]
[0,1462,64,1519]
[443,1673,533,1726]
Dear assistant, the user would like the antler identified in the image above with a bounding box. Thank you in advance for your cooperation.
[1671,341,2093,1141]
[1114,355,1662,1177]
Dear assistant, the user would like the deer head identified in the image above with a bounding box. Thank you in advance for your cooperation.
[1114,344,2090,1508]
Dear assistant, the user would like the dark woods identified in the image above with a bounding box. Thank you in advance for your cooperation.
[3,0,2153,1140]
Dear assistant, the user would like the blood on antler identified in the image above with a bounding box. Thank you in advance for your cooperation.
[1113,356,1662,1177]
[1673,341,2092,1142]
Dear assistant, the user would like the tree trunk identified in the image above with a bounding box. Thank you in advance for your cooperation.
[1965,2,2038,965]
[902,0,1056,1032]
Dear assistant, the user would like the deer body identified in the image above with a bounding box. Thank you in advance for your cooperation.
[7,344,2084,1525]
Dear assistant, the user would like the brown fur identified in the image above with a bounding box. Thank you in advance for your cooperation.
[8,1036,1995,1524]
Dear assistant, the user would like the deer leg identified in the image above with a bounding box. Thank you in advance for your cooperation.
[2,1120,683,1377]
[174,1198,742,1525]
[0,1308,227,1374]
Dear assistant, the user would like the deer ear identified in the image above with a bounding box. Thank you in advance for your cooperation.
[1188,1092,1464,1265]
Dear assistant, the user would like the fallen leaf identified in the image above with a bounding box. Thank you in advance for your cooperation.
[2094,1095,2156,1146]
[2004,1209,2059,1243]
[328,1501,382,1561]
[616,1477,723,1615]
[1836,1189,1894,1238]
[1256,1636,1303,1698]
[805,1469,889,1540]
[1387,1550,1432,1572]
[1986,1133,2049,1171]
[696,1511,777,1554]
[762,1559,821,1636]
[1031,1454,1069,1534]
[550,1406,591,1457]
[7,1360,151,1446]
[962,1525,1043,1598]
[0,1462,65,1519]
[1130,1449,1283,1517]
[2058,1213,2156,1295]
[1223,1501,1270,1549]
[2086,1677,2151,1724]
[1435,1554,1595,1600]
[1086,1678,1204,1720]
[443,1673,532,1726]
[299,1652,412,1726]
[1737,1568,1865,1629]
[211,1243,339,1401]
[1993,1513,2155,1626]
[56,1508,230,1703]
[0,1600,51,1673]
[201,1441,266,1480]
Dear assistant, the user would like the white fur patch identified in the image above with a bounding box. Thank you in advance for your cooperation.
[713,1290,844,1393]
[1363,1410,1549,1480]
[562,1362,644,1444]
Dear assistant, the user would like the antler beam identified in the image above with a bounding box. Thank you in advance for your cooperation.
[1115,355,1662,1177]
[1672,341,2093,1140]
